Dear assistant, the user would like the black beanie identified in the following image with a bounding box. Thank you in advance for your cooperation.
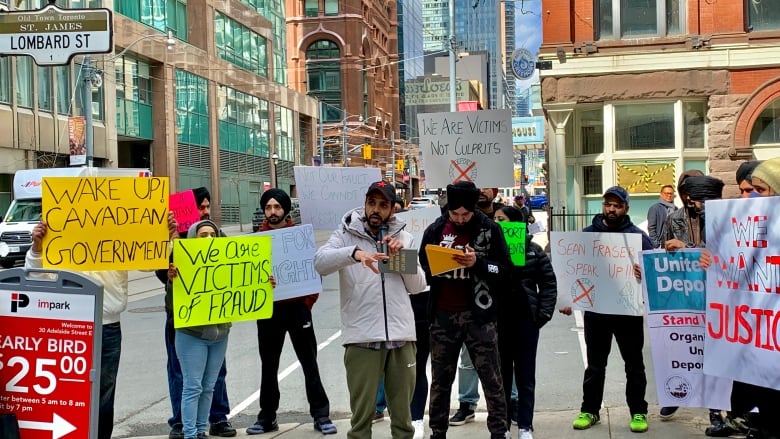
[260,188,292,217]
[193,187,210,206]
[446,181,480,212]
[736,161,762,184]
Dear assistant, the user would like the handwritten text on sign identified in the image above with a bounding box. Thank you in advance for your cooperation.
[550,232,643,316]
[703,197,780,390]
[396,206,441,248]
[42,176,170,270]
[293,166,381,230]
[173,235,273,328]
[417,110,514,188]
[641,249,732,409]
[169,190,200,234]
[252,224,321,301]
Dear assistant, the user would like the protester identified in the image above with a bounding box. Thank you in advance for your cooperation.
[656,170,704,264]
[567,186,652,433]
[646,185,677,248]
[27,214,178,439]
[314,180,427,439]
[247,189,335,435]
[419,181,512,439]
[476,187,504,220]
[750,157,780,197]
[494,206,557,439]
[736,161,762,198]
[156,187,235,439]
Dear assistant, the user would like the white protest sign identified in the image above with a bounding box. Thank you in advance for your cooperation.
[417,110,514,188]
[252,224,321,301]
[294,166,382,230]
[703,197,780,390]
[641,249,732,409]
[550,232,643,316]
[395,206,441,248]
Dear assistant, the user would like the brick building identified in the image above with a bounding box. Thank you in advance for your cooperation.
[537,0,780,220]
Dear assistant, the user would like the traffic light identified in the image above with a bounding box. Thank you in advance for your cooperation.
[362,144,372,160]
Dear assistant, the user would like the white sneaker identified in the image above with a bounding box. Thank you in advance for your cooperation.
[518,428,534,439]
[412,419,424,439]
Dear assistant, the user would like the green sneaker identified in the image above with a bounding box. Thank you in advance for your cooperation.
[630,414,648,433]
[572,412,599,430]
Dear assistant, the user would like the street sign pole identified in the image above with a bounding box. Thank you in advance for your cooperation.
[0,268,103,439]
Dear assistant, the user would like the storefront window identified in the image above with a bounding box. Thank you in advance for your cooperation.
[684,101,706,149]
[615,103,674,150]
[581,108,604,154]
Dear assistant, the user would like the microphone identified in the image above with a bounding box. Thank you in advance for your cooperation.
[377,224,389,256]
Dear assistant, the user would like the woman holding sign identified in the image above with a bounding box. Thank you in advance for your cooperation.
[494,206,558,439]
[168,220,232,439]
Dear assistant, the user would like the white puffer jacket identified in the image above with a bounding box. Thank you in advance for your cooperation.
[314,208,427,345]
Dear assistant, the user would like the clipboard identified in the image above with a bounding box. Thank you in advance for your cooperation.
[424,244,466,276]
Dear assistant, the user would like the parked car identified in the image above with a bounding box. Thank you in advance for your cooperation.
[528,194,548,210]
[409,197,435,210]
[252,198,301,232]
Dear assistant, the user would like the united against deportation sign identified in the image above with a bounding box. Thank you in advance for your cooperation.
[416,109,514,188]
[173,235,274,328]
[42,176,170,270]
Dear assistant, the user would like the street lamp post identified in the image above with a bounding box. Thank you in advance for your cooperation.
[271,153,279,188]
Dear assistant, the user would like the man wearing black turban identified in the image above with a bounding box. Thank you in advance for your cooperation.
[735,161,762,198]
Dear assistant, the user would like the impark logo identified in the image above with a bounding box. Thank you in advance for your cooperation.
[10,292,30,312]
[664,375,691,401]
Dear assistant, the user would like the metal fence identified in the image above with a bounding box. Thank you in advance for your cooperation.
[549,206,598,232]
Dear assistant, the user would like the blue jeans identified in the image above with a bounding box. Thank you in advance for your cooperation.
[99,323,122,439]
[166,316,230,427]
[175,331,229,439]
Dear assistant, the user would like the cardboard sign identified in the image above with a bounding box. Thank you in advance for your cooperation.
[252,224,322,301]
[550,232,643,316]
[41,176,170,270]
[395,206,441,248]
[417,110,514,188]
[703,197,780,390]
[293,166,382,230]
[499,222,527,266]
[170,190,200,234]
[425,244,466,276]
[641,249,732,409]
[173,235,273,328]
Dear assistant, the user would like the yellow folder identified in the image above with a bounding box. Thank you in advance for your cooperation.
[425,244,466,276]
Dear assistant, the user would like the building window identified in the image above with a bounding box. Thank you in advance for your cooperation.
[748,0,780,31]
[684,101,705,149]
[175,70,210,146]
[38,67,53,112]
[16,58,33,108]
[324,0,337,15]
[115,57,153,139]
[215,12,268,78]
[583,165,603,195]
[0,57,10,104]
[596,0,683,39]
[615,103,674,150]
[55,66,71,115]
[115,0,188,42]
[305,0,318,16]
[218,85,270,157]
[580,108,604,154]
[306,40,342,122]
[750,98,780,145]
[275,105,295,162]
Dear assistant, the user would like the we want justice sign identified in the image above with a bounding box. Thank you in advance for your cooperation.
[704,197,780,390]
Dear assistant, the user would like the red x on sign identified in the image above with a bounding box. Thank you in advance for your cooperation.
[450,160,476,183]
[573,279,595,306]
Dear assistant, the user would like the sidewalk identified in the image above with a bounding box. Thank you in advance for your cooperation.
[125,407,710,439]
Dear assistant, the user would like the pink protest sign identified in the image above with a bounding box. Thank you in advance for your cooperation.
[170,190,200,233]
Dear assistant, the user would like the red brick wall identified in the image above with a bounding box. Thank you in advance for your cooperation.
[731,69,780,94]
[542,0,573,44]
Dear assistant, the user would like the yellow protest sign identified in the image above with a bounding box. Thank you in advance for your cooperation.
[172,235,274,328]
[42,176,170,270]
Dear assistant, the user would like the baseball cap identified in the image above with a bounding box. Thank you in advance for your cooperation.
[514,194,525,200]
[603,186,630,205]
[366,180,395,202]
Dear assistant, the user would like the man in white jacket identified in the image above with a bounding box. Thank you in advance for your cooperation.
[26,215,177,439]
[314,180,427,439]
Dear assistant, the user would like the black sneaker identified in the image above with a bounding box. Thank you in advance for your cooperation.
[372,411,385,423]
[659,406,678,420]
[169,424,184,439]
[313,417,337,435]
[430,432,447,439]
[246,418,279,435]
[209,421,236,437]
[448,403,475,426]
[196,433,208,439]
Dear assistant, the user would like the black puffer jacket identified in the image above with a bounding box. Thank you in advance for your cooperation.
[499,240,558,327]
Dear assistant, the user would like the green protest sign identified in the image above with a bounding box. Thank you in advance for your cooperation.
[499,221,526,266]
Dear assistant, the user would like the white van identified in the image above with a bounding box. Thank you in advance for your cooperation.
[0,167,150,268]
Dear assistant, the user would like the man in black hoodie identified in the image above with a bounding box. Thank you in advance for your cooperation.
[569,186,653,434]
[419,181,512,439]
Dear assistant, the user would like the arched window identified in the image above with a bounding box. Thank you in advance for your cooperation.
[750,98,780,146]
[306,40,341,122]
